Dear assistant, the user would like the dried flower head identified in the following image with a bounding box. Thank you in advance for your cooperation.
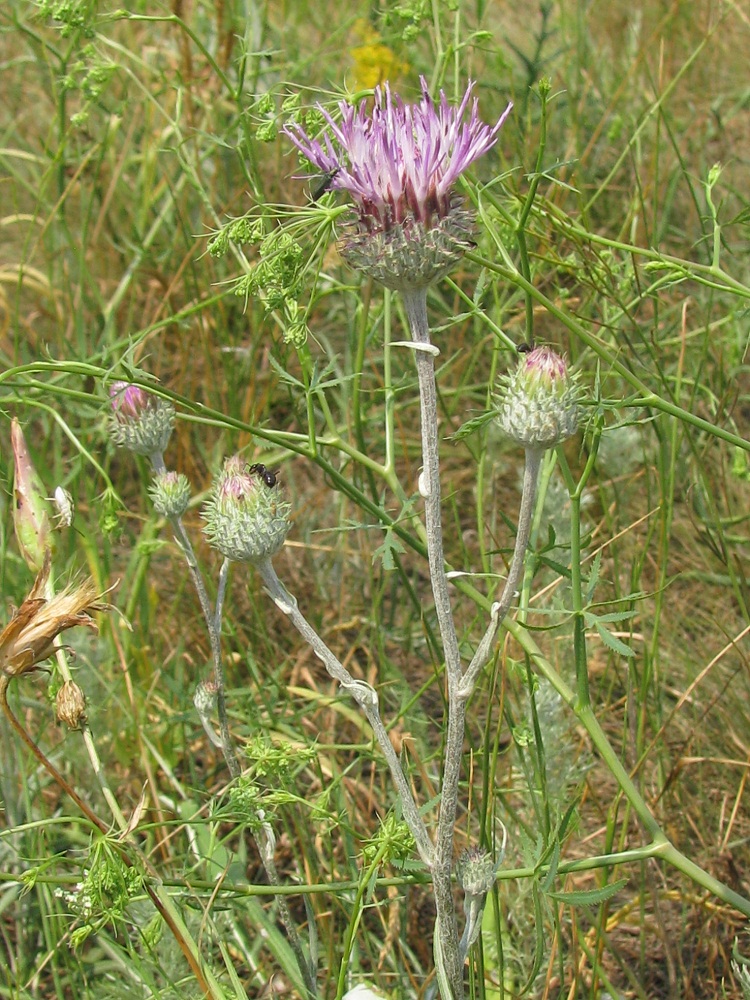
[495,346,580,451]
[286,78,512,289]
[108,381,175,457]
[56,679,87,729]
[0,552,105,680]
[202,457,291,564]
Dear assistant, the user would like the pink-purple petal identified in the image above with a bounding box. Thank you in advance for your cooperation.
[285,76,512,230]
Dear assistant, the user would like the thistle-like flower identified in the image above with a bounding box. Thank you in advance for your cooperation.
[150,470,192,519]
[202,457,291,564]
[285,78,512,290]
[108,382,175,458]
[495,346,580,451]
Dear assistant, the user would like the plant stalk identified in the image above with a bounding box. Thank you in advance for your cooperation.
[257,558,434,867]
[0,675,226,999]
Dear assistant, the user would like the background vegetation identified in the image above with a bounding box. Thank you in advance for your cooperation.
[1,0,750,997]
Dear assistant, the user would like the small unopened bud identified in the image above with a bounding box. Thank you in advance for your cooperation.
[56,680,87,729]
[202,456,291,564]
[11,418,54,572]
[495,346,580,450]
[150,471,191,518]
[456,846,496,898]
[109,382,175,457]
[194,678,218,716]
[194,679,223,748]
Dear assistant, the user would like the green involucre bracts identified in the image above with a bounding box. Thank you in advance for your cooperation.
[495,346,580,450]
[202,456,291,564]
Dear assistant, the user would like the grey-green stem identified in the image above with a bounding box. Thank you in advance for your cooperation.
[257,557,434,867]
[459,447,543,698]
[400,288,462,682]
[400,294,544,999]
[150,452,239,778]
[257,819,318,999]
[400,287,463,1000]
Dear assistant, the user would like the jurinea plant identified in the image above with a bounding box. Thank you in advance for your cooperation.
[285,76,512,290]
[287,78,526,1000]
[5,3,750,992]
[108,386,318,998]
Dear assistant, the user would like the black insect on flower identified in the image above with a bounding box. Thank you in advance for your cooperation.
[248,463,279,488]
[310,168,340,201]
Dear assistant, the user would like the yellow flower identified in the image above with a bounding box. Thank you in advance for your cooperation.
[348,19,408,90]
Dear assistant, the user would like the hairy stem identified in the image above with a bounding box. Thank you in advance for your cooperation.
[150,453,239,778]
[401,286,463,1000]
[256,821,318,999]
[459,447,543,697]
[400,288,462,681]
[257,558,434,866]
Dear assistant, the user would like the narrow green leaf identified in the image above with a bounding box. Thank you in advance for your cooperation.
[449,409,495,441]
[595,622,636,658]
[547,877,628,906]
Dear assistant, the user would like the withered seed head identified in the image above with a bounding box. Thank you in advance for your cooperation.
[56,680,87,729]
[0,551,105,680]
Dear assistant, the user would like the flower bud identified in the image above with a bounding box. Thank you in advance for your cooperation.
[149,470,191,518]
[11,418,54,572]
[193,678,218,716]
[456,846,496,898]
[495,346,580,451]
[202,457,291,564]
[56,680,87,729]
[108,382,175,457]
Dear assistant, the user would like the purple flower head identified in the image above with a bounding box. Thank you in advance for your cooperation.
[287,78,511,229]
[522,346,569,388]
[216,455,257,503]
[108,381,175,457]
[109,381,157,423]
[285,78,512,289]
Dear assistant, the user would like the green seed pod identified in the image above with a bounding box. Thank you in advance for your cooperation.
[11,418,54,572]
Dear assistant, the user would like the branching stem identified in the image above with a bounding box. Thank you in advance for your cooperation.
[257,558,434,867]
